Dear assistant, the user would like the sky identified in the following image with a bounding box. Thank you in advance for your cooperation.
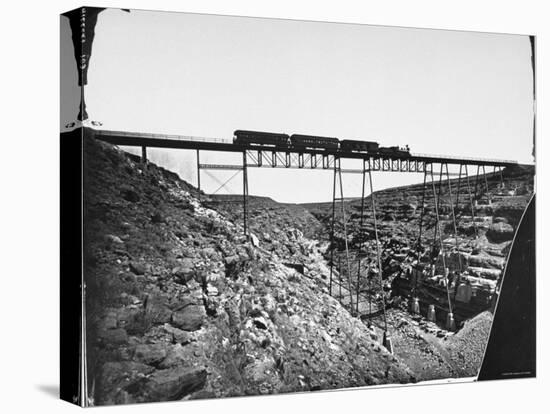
[60,9,534,203]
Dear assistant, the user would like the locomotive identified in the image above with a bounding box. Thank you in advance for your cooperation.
[233,129,410,156]
[378,145,411,157]
[340,139,379,153]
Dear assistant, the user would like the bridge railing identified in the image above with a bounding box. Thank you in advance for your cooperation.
[95,129,232,144]
[411,152,517,164]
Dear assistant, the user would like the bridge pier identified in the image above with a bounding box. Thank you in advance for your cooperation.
[141,146,147,170]
[329,158,354,311]
[243,151,249,237]
[196,150,201,202]
[427,165,457,332]
[464,165,479,238]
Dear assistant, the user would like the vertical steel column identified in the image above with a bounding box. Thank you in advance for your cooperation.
[473,165,481,203]
[455,164,463,212]
[367,169,388,334]
[437,163,444,211]
[356,160,367,314]
[338,256,342,301]
[141,146,147,170]
[338,166,354,312]
[196,149,201,202]
[429,168,453,317]
[242,151,248,237]
[482,165,491,204]
[464,166,478,237]
[329,161,338,297]
[417,168,429,252]
[432,164,442,249]
[367,263,372,323]
[414,168,429,300]
[445,163,463,272]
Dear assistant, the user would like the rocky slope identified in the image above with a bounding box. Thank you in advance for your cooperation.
[83,138,415,406]
[303,164,534,323]
[300,165,534,380]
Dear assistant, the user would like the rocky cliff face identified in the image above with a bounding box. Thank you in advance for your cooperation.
[83,138,414,406]
[300,165,533,381]
[303,165,534,323]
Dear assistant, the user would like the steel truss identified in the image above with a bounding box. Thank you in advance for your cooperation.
[328,159,392,352]
[244,150,435,173]
[411,162,505,330]
[196,150,249,236]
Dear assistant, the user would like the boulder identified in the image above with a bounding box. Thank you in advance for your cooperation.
[224,254,241,266]
[105,234,124,245]
[163,324,192,344]
[171,266,195,283]
[158,343,192,368]
[144,295,172,325]
[224,254,248,279]
[206,283,219,296]
[468,254,504,269]
[99,361,154,403]
[467,266,501,281]
[120,185,140,203]
[201,247,217,258]
[134,343,168,365]
[129,261,147,275]
[172,305,206,331]
[144,367,207,401]
[486,222,515,243]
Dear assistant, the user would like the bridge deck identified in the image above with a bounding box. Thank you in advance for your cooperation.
[93,129,522,168]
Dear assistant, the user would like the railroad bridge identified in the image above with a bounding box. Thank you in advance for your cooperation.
[92,127,529,353]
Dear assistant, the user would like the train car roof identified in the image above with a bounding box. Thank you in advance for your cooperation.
[234,129,288,136]
[290,133,339,140]
[340,139,378,144]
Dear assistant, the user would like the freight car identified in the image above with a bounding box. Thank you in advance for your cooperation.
[290,134,340,150]
[233,130,290,147]
[340,139,379,153]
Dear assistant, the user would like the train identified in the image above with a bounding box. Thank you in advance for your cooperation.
[233,129,410,156]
